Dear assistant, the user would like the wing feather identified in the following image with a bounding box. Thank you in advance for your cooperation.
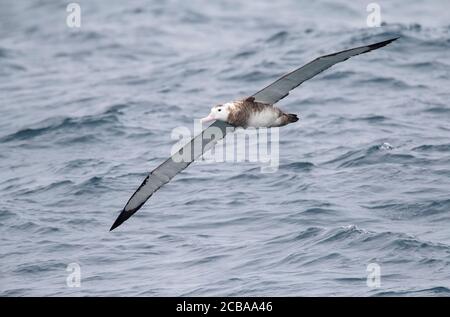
[110,120,233,230]
[252,37,398,104]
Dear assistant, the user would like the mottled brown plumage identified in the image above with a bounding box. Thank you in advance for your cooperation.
[226,96,298,128]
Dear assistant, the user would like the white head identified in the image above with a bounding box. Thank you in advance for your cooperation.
[200,103,231,123]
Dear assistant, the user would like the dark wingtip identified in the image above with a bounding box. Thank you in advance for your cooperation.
[369,37,400,50]
[110,210,131,231]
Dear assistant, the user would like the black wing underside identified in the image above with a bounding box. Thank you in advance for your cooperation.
[110,37,398,231]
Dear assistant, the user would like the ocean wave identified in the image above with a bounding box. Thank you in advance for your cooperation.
[17,180,73,196]
[265,227,324,245]
[424,106,450,114]
[279,161,315,171]
[320,70,357,80]
[374,286,450,297]
[268,224,450,255]
[412,144,450,152]
[265,31,289,44]
[323,143,427,168]
[350,115,388,123]
[13,261,65,275]
[364,198,450,220]
[357,76,425,90]
[72,176,113,196]
[1,105,125,143]
[0,209,16,221]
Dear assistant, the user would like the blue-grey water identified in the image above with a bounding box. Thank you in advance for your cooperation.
[1,0,450,296]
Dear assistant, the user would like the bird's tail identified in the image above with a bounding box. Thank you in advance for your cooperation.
[286,113,299,123]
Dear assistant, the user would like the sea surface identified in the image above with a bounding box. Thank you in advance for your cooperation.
[1,0,450,296]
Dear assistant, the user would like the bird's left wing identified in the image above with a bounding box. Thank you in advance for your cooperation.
[110,120,233,231]
[252,37,398,104]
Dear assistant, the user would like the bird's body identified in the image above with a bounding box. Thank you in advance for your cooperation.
[202,96,298,128]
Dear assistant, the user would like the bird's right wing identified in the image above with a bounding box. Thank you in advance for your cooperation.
[252,37,398,105]
[110,120,233,231]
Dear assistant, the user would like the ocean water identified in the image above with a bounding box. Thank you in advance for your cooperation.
[1,0,450,296]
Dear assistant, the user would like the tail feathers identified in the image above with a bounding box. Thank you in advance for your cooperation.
[286,113,299,123]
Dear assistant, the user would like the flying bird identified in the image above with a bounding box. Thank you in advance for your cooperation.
[110,37,398,231]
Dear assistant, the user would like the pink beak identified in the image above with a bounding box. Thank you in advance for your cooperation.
[200,114,215,123]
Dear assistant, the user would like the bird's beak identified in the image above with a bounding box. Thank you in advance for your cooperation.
[200,113,215,123]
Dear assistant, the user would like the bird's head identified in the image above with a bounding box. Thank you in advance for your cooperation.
[200,104,231,123]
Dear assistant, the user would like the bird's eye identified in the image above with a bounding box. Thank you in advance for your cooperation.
[218,109,222,112]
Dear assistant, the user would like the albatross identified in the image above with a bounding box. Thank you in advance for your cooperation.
[110,37,398,231]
